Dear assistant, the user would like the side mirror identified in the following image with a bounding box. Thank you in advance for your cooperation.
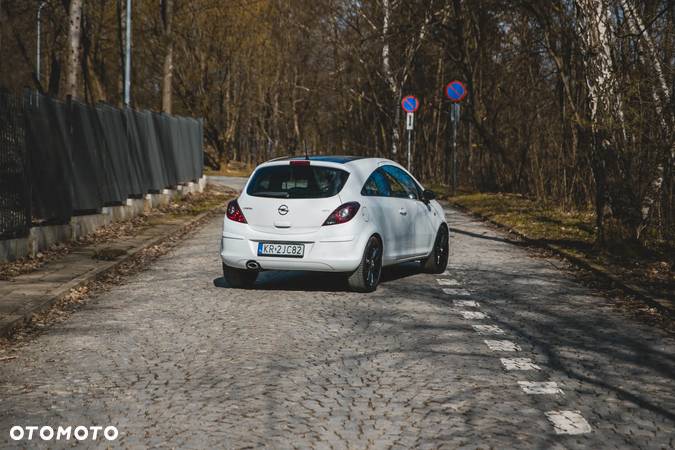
[422,189,436,202]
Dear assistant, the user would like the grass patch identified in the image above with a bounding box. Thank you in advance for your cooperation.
[448,192,673,302]
[204,161,252,178]
[448,193,595,247]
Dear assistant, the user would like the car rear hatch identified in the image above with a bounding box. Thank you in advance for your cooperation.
[239,161,350,235]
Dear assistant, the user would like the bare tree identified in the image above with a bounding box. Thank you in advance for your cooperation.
[620,0,674,239]
[381,0,400,156]
[574,0,628,242]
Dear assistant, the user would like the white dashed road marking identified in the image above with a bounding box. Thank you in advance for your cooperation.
[442,288,471,296]
[518,381,563,395]
[438,228,592,441]
[435,282,581,435]
[500,358,541,371]
[437,279,462,286]
[484,340,521,352]
[459,311,487,320]
[453,300,480,307]
[439,277,462,286]
[545,411,592,435]
[472,325,505,335]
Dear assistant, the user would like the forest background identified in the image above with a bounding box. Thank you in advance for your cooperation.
[1,0,673,254]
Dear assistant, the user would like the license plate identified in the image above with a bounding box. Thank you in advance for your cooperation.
[257,242,305,258]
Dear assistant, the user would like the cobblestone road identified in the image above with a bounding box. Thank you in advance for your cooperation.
[1,208,674,449]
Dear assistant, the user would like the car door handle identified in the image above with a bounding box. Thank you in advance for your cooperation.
[399,208,407,216]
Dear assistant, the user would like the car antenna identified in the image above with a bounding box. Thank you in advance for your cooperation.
[304,141,309,160]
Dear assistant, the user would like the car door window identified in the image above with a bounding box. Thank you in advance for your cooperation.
[361,169,391,197]
[380,170,409,199]
[381,165,421,200]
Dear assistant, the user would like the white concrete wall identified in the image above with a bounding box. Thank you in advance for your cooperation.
[0,177,206,263]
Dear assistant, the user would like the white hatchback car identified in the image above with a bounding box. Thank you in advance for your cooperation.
[220,156,448,292]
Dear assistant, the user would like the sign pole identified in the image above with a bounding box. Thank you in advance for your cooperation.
[401,96,419,172]
[406,112,414,171]
[445,81,467,195]
[452,103,460,194]
[407,127,412,171]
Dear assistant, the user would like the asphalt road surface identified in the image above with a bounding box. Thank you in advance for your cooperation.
[1,203,674,448]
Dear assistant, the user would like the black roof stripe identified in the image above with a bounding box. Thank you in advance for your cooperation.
[270,155,366,164]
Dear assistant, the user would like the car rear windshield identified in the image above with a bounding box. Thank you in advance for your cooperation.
[246,164,350,199]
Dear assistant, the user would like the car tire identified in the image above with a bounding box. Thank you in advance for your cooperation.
[422,224,449,274]
[347,235,382,293]
[223,263,258,288]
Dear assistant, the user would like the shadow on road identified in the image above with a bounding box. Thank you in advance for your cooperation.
[213,262,423,293]
[450,227,523,246]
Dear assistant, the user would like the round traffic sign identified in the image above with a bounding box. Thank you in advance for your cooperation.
[445,81,467,102]
[401,95,420,113]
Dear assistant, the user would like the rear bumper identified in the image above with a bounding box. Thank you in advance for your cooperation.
[220,220,369,272]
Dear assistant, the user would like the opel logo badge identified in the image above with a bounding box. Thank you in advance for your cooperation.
[278,205,289,215]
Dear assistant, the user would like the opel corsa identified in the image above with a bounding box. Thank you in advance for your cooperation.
[220,156,448,292]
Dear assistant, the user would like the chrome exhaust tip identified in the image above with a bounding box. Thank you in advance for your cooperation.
[246,260,261,271]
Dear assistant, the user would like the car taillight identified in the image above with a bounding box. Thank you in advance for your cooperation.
[226,199,247,223]
[323,202,360,226]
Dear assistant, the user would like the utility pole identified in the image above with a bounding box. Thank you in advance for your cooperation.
[124,0,132,107]
[66,0,82,99]
[36,2,47,88]
[161,0,174,113]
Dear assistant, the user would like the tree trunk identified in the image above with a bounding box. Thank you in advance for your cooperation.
[620,0,674,239]
[574,0,626,244]
[381,0,400,158]
[161,0,174,113]
[67,0,83,99]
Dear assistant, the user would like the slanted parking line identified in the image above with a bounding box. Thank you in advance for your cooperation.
[472,325,505,335]
[442,288,471,296]
[484,340,521,351]
[500,358,540,371]
[545,411,592,435]
[459,311,487,320]
[518,381,563,395]
[453,300,479,307]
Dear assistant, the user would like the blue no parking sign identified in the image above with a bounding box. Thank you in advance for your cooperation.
[445,81,467,103]
[401,95,420,113]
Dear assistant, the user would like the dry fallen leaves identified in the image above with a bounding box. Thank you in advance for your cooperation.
[0,185,232,281]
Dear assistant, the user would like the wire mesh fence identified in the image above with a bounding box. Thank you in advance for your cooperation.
[0,91,31,240]
[0,91,204,240]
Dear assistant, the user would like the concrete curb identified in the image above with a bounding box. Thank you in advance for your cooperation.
[446,202,673,319]
[0,177,208,263]
[0,209,218,338]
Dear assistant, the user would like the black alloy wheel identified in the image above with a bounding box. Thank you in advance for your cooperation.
[422,225,449,274]
[348,235,382,292]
